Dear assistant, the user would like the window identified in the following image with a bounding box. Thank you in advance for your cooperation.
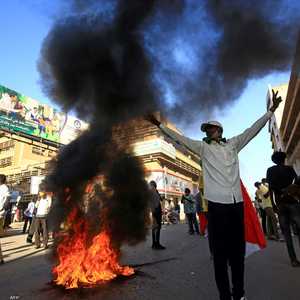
[32,146,45,156]
[31,170,38,176]
[0,157,12,167]
[0,140,15,151]
[48,150,57,157]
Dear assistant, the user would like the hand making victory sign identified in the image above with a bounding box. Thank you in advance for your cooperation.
[269,89,283,112]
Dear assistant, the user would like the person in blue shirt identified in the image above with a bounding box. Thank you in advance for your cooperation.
[182,188,199,235]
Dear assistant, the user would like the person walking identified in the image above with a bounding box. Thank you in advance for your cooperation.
[254,192,267,235]
[149,181,166,250]
[26,195,38,244]
[23,198,35,234]
[147,90,281,300]
[195,190,208,236]
[254,182,280,240]
[182,188,199,235]
[267,151,300,267]
[34,185,52,249]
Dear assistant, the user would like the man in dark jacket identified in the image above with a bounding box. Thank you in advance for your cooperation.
[266,151,300,267]
[149,181,166,250]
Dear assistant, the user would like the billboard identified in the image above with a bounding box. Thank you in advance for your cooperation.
[0,85,88,145]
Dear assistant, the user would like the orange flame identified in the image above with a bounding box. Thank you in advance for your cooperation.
[53,207,134,289]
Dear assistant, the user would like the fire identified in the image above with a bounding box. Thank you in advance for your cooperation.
[53,207,134,289]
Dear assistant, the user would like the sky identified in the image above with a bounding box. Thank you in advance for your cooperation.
[0,1,293,197]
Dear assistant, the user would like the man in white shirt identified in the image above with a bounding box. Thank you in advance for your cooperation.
[0,174,9,264]
[147,90,281,300]
[34,183,52,249]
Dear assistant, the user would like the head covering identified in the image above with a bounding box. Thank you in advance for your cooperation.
[201,121,223,132]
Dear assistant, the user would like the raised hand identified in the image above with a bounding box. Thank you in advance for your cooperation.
[269,89,282,112]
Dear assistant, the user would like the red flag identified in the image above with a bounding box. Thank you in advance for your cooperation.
[241,180,267,256]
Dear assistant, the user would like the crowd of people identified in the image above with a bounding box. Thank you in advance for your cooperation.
[149,149,300,300]
[0,176,52,264]
[147,90,298,300]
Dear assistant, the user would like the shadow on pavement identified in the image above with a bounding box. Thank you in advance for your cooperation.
[3,243,33,253]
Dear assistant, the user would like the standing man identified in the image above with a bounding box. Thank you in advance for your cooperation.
[266,151,300,267]
[182,188,199,235]
[149,181,166,250]
[147,90,281,300]
[34,183,52,249]
[0,174,9,264]
[254,182,280,240]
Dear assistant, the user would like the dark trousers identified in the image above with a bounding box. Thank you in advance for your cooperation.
[23,216,32,233]
[186,213,199,234]
[278,203,300,262]
[265,207,279,238]
[4,210,12,228]
[208,201,245,300]
[34,217,48,247]
[152,227,161,246]
[152,212,162,246]
[259,208,267,235]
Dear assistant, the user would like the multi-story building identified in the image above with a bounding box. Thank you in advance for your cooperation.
[0,132,58,200]
[0,85,202,205]
[267,40,300,174]
[131,119,201,201]
[115,116,202,205]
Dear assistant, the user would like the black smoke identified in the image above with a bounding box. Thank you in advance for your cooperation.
[202,0,297,108]
[39,0,161,125]
[40,0,170,252]
[143,0,300,119]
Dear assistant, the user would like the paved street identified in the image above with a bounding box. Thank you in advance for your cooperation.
[1,223,300,300]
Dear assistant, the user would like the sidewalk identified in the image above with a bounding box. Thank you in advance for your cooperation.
[1,222,51,264]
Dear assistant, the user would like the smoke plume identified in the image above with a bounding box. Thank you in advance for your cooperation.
[39,0,170,251]
[144,0,300,119]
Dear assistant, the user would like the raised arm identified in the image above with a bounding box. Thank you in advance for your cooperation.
[145,114,203,155]
[160,124,203,155]
[229,89,282,152]
[229,111,272,152]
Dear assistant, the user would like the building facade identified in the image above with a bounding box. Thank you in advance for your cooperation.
[0,132,59,200]
[267,40,300,174]
[116,116,202,205]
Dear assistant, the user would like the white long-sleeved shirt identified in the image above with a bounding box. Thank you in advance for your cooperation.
[160,111,273,204]
[36,195,52,217]
[0,184,9,217]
